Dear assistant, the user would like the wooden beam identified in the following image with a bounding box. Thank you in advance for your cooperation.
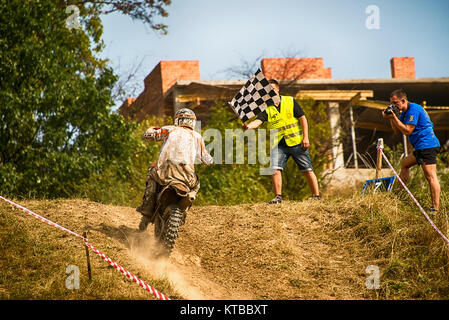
[296,90,373,101]
[422,101,449,110]
[176,94,220,103]
[425,106,449,110]
[349,92,362,106]
[353,100,389,110]
[427,110,449,115]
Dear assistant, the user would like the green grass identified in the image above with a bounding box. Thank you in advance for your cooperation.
[0,165,448,299]
[0,202,181,300]
[327,179,449,299]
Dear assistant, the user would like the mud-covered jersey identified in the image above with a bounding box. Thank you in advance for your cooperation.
[145,125,213,166]
[144,125,213,189]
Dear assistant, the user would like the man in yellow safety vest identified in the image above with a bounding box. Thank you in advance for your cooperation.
[242,79,321,204]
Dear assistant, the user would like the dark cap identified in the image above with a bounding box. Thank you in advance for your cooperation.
[268,79,279,86]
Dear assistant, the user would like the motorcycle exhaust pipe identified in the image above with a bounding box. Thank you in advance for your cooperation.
[188,192,196,202]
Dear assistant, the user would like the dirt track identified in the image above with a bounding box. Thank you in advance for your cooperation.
[98,202,254,300]
[5,198,381,300]
[174,202,379,300]
[68,199,381,299]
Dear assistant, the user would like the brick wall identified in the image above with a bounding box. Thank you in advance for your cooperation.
[120,60,200,120]
[118,97,136,120]
[261,57,332,80]
[159,60,200,94]
[390,57,416,79]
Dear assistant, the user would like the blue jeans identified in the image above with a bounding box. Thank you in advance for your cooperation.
[271,143,313,172]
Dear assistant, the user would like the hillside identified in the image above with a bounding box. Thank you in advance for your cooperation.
[1,191,448,300]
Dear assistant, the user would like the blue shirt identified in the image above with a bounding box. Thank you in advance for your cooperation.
[399,102,440,150]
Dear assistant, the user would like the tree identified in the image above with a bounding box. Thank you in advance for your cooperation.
[0,0,170,199]
[59,0,171,34]
[110,56,149,109]
[221,48,318,86]
[222,52,267,79]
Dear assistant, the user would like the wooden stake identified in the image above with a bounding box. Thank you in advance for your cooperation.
[376,138,384,179]
[83,231,92,282]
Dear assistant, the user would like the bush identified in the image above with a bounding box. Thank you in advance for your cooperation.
[76,115,171,206]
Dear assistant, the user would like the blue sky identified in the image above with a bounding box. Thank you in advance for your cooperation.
[100,0,449,86]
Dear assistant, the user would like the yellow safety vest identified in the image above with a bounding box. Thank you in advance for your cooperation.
[266,96,303,147]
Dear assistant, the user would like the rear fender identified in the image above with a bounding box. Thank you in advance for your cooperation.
[178,195,194,212]
[155,182,196,215]
[155,186,179,217]
[171,184,195,212]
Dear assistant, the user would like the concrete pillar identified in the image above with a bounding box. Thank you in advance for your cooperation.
[327,101,345,170]
[173,88,184,114]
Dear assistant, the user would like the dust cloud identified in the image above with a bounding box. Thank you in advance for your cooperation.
[126,231,227,300]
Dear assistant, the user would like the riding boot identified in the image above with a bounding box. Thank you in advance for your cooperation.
[136,176,158,231]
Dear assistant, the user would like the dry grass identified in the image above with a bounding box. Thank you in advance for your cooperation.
[178,190,449,299]
[1,190,448,300]
[0,199,182,300]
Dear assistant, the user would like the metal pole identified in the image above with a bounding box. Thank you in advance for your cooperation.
[402,134,408,156]
[349,104,358,169]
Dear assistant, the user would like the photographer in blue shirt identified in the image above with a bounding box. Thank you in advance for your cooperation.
[382,89,441,213]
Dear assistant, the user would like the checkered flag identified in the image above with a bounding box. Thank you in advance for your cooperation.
[229,69,280,122]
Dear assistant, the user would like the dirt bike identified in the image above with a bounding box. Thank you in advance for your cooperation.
[153,180,196,255]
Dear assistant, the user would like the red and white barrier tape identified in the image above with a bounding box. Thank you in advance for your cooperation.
[84,241,169,300]
[0,196,87,241]
[0,196,170,300]
[378,147,449,245]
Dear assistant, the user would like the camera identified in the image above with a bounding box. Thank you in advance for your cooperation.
[384,104,399,115]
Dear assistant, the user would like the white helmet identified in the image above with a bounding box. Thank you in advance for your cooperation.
[174,108,196,130]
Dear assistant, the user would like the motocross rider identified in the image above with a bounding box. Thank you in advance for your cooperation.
[137,108,213,231]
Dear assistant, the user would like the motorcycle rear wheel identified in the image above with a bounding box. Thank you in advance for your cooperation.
[154,204,183,255]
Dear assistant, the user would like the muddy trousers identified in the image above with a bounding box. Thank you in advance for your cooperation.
[136,171,159,224]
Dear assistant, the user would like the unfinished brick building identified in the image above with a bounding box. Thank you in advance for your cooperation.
[119,56,449,186]
[120,60,201,121]
[119,57,334,122]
